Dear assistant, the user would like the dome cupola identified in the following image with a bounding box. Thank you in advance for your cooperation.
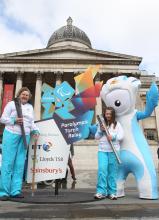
[47,17,92,49]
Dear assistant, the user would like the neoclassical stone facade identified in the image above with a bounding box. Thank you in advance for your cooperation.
[0,17,158,145]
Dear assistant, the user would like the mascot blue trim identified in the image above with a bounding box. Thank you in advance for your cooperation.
[89,124,97,137]
[137,83,158,120]
[134,82,158,199]
[132,114,158,198]
[118,150,144,180]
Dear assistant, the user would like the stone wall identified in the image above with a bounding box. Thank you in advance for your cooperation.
[73,142,158,171]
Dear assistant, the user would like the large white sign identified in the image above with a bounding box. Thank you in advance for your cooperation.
[27,119,70,183]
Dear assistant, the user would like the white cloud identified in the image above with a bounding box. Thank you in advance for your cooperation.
[0,22,43,53]
[0,0,159,75]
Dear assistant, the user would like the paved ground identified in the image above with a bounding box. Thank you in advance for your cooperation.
[0,170,159,220]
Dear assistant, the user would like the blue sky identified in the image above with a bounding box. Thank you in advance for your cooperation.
[0,0,159,76]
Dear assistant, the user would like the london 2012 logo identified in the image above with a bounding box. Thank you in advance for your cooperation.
[42,141,53,152]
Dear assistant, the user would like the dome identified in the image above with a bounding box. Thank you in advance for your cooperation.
[47,17,92,48]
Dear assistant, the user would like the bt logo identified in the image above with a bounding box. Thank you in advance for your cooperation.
[42,142,53,152]
[32,141,53,152]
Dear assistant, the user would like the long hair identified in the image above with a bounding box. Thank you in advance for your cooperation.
[16,87,32,104]
[103,106,117,128]
[16,87,32,103]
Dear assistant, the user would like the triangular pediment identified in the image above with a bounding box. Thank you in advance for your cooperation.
[0,45,142,63]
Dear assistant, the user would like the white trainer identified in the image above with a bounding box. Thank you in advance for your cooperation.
[108,194,117,200]
[94,193,106,200]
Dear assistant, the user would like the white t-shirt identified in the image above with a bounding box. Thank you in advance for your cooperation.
[95,121,124,152]
[0,101,39,135]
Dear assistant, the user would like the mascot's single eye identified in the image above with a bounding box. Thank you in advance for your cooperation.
[115,100,121,107]
[104,89,131,116]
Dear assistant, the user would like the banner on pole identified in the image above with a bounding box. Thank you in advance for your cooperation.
[1,84,14,113]
[26,119,70,183]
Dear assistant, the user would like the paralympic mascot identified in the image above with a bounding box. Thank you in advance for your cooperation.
[93,75,159,199]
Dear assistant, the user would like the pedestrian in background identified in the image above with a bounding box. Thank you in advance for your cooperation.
[62,144,76,183]
[68,144,76,181]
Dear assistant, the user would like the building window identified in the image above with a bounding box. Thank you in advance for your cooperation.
[144,129,158,141]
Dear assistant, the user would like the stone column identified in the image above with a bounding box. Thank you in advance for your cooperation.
[95,73,102,123]
[0,72,4,114]
[74,71,80,94]
[55,71,63,85]
[137,92,144,130]
[34,72,43,120]
[15,72,23,97]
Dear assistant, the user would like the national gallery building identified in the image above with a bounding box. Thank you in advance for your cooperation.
[0,17,159,145]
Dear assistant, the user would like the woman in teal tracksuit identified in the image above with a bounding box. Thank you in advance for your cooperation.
[0,87,39,201]
[94,107,124,200]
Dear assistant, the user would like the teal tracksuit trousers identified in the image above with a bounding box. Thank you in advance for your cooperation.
[96,151,119,196]
[0,129,30,197]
